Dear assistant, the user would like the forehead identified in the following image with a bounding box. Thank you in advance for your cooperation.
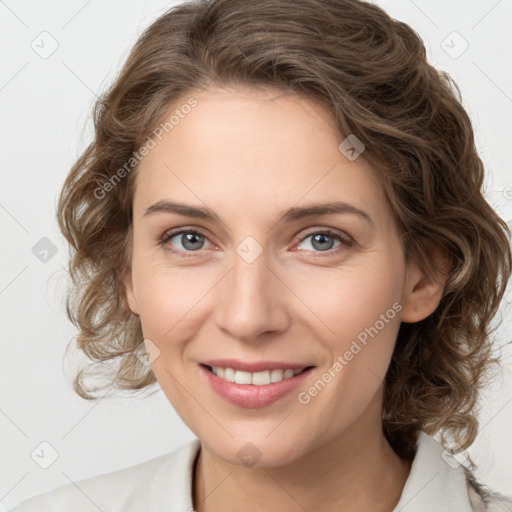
[133,86,389,224]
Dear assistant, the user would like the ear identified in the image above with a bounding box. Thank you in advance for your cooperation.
[400,245,450,323]
[122,266,139,316]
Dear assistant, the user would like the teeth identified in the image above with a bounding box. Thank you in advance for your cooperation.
[210,366,305,385]
[235,370,252,385]
[224,368,235,382]
[270,369,283,383]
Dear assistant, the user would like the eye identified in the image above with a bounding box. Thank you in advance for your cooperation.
[160,227,352,256]
[295,229,352,254]
[161,228,214,254]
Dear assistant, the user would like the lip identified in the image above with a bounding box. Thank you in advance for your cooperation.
[201,358,312,373]
[200,363,315,408]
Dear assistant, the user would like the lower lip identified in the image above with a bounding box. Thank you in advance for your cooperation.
[200,365,314,408]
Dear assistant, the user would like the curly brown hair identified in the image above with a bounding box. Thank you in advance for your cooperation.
[57,0,511,462]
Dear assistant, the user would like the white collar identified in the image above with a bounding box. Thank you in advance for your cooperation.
[391,430,473,511]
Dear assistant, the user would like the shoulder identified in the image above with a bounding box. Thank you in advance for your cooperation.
[394,430,512,512]
[8,439,200,512]
[463,466,512,512]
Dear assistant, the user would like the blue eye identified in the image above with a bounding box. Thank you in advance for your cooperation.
[296,229,350,253]
[160,227,352,256]
[161,229,212,252]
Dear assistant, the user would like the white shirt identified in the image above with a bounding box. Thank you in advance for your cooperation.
[8,430,512,511]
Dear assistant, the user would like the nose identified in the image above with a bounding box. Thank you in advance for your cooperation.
[213,252,291,343]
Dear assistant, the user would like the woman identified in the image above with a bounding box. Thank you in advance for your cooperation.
[10,0,512,510]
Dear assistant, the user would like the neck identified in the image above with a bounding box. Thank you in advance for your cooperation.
[193,423,413,512]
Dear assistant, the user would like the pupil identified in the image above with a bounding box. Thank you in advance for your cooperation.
[312,234,334,251]
[182,233,203,250]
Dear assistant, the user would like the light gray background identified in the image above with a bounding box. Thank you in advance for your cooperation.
[1,0,511,509]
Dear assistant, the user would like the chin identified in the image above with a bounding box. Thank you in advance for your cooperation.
[203,432,310,469]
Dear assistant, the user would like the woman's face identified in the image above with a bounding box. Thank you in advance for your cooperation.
[124,86,433,467]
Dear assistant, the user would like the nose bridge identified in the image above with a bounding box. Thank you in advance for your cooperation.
[214,246,289,341]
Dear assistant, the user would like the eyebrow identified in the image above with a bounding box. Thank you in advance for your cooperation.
[143,200,373,225]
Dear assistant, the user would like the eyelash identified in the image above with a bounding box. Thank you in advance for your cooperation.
[159,227,353,257]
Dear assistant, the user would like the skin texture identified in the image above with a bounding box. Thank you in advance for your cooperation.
[123,86,447,512]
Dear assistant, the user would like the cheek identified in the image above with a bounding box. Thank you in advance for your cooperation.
[292,258,404,343]
[130,255,214,343]
[293,265,404,430]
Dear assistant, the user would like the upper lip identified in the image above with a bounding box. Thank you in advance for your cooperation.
[201,359,314,373]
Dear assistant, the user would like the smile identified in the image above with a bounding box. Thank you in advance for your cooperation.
[200,361,315,408]
[207,366,306,385]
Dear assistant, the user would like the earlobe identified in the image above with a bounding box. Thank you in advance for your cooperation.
[122,266,139,316]
[400,248,450,324]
